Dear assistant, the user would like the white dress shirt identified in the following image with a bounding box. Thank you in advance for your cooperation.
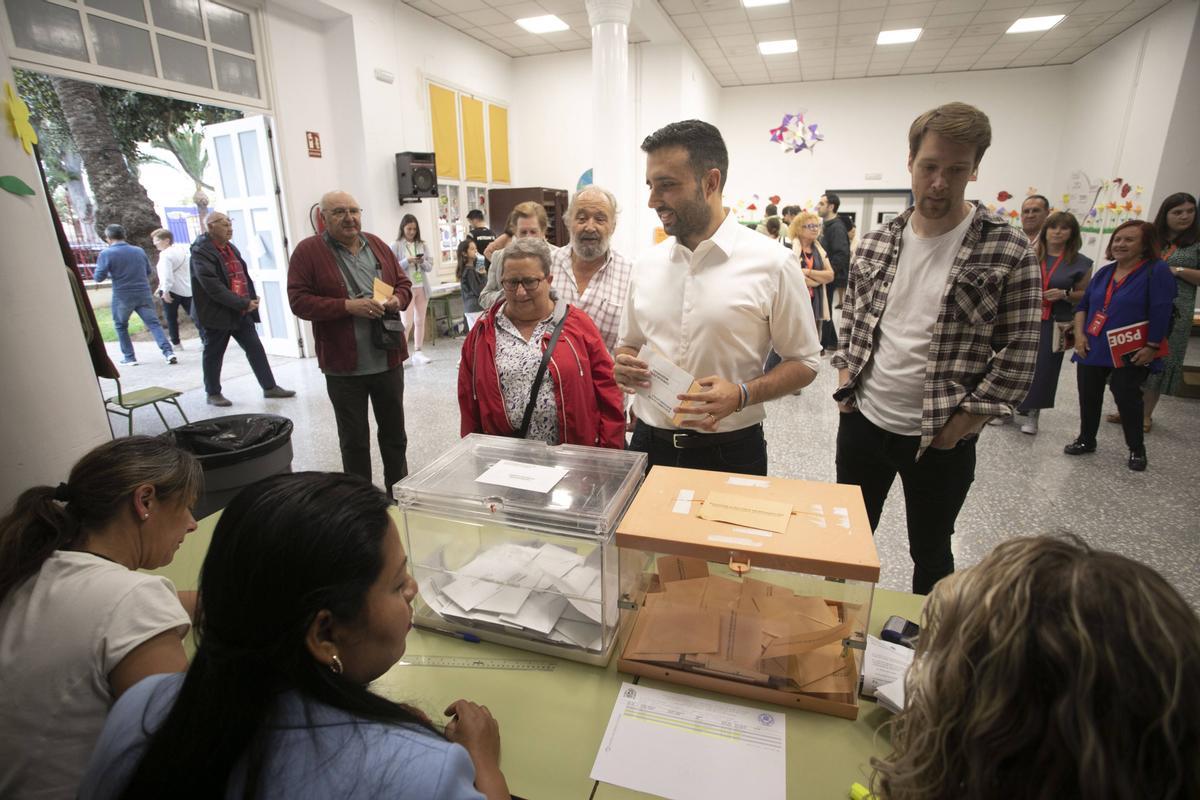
[550,245,632,353]
[618,211,821,432]
[155,243,193,298]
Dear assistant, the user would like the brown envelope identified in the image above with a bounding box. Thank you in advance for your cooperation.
[662,576,709,604]
[760,618,852,659]
[657,555,710,583]
[626,606,721,659]
[699,576,743,610]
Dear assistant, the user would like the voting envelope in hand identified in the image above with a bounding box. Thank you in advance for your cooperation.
[635,345,705,426]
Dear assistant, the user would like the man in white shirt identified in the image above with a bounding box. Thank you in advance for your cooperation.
[152,228,206,349]
[550,186,632,353]
[615,120,821,475]
[832,102,1040,594]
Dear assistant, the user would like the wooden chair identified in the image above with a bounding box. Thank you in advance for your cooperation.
[104,377,189,436]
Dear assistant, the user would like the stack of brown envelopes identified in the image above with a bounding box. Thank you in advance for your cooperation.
[624,556,860,699]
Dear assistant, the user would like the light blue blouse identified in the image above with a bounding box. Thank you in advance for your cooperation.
[78,673,484,800]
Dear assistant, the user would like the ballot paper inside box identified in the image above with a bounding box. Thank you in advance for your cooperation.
[395,434,649,666]
[615,466,880,720]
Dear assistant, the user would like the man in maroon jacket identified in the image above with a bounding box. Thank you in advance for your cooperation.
[288,191,413,494]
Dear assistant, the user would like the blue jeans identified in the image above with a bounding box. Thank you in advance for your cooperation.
[111,293,173,362]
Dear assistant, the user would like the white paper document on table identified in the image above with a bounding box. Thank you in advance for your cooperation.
[861,634,914,708]
[475,459,568,493]
[590,683,786,800]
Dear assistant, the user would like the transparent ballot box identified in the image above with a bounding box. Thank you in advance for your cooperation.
[396,434,647,665]
[615,466,880,720]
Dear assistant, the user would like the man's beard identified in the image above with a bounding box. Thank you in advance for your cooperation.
[662,188,712,241]
[572,235,608,261]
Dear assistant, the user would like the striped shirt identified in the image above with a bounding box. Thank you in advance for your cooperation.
[551,245,632,353]
[831,205,1041,454]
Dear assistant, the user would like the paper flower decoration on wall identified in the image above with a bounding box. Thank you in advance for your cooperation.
[768,112,825,155]
[997,191,1012,202]
[4,82,37,156]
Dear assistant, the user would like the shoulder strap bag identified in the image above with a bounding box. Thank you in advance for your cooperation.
[516,310,570,439]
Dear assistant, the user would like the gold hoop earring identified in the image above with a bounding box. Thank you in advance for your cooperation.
[330,654,344,675]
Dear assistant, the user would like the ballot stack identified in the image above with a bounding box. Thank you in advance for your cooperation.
[395,434,648,666]
[616,466,880,720]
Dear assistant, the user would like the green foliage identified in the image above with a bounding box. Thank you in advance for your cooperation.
[13,69,241,168]
[153,126,213,190]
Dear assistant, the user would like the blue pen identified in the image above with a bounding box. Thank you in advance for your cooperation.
[448,631,481,643]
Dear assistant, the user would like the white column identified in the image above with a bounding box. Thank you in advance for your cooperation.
[587,0,635,258]
[0,50,113,509]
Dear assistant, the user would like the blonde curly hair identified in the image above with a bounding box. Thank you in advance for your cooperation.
[871,535,1200,800]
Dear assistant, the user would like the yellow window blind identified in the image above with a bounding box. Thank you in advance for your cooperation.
[460,95,487,183]
[429,83,460,180]
[488,104,510,184]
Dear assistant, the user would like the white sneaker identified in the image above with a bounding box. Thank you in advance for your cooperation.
[1020,409,1039,435]
[412,351,431,365]
[164,353,178,365]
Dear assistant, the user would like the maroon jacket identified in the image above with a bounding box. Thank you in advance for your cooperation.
[459,300,625,449]
[287,232,413,372]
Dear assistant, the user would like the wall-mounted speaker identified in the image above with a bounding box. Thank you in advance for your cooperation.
[396,152,437,202]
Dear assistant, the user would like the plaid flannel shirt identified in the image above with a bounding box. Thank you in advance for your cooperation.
[831,204,1041,453]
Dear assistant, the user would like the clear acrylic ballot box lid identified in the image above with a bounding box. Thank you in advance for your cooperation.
[396,434,647,665]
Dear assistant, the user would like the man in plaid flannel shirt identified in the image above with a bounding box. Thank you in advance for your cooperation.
[832,102,1040,594]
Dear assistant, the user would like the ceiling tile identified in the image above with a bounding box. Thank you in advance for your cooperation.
[802,36,837,46]
[920,25,965,37]
[746,3,795,19]
[841,6,885,21]
[721,21,754,32]
[409,0,453,16]
[971,7,1024,21]
[556,10,588,24]
[838,32,878,44]
[467,7,510,23]
[982,0,1029,7]
[796,12,841,27]
[800,47,837,58]
[440,13,474,29]
[1069,0,1130,10]
[1056,11,1114,25]
[491,21,527,35]
[435,0,491,12]
[524,42,559,53]
[701,7,747,23]
[660,0,698,11]
[720,32,759,45]
[839,0,888,9]
[835,66,869,76]
[1025,1,1079,12]
[693,0,741,9]
[839,20,883,32]
[964,20,1011,32]
[804,66,835,77]
[888,0,937,15]
[689,35,722,49]
[534,0,582,8]
[884,16,929,27]
[675,12,710,28]
[750,16,786,30]
[497,1,549,17]
[926,10,977,24]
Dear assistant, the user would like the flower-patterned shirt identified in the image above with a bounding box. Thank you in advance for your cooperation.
[494,308,560,445]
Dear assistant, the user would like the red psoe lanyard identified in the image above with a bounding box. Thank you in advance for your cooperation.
[1041,253,1065,321]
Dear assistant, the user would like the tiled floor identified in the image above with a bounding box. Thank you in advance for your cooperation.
[106,332,1200,608]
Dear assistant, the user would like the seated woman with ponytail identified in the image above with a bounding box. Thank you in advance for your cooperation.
[79,472,510,800]
[0,436,201,799]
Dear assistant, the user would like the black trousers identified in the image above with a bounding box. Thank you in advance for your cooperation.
[1075,364,1148,452]
[202,315,277,396]
[163,294,207,347]
[628,421,767,476]
[325,365,408,493]
[820,284,841,350]
[835,410,976,595]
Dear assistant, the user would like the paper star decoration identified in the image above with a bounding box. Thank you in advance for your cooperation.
[768,111,825,155]
[4,82,38,156]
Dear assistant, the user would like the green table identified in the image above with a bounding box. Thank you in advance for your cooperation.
[149,511,923,800]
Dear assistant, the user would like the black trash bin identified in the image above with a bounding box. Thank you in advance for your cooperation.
[164,414,294,519]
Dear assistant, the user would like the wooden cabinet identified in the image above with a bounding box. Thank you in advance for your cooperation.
[487,187,570,247]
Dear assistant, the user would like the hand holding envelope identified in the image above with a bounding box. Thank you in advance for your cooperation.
[372,277,400,310]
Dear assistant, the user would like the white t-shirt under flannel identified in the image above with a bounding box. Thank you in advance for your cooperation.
[619,211,821,432]
[856,209,974,436]
[0,551,189,800]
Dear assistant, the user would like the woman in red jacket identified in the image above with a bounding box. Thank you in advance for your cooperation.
[458,238,625,449]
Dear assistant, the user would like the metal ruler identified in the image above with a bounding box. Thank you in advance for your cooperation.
[398,654,556,672]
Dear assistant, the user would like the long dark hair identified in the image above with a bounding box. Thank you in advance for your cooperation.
[119,472,437,798]
[455,238,476,281]
[0,436,201,602]
[1153,192,1198,248]
[396,213,422,244]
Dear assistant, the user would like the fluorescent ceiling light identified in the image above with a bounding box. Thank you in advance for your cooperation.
[1006,14,1066,33]
[758,38,798,55]
[516,14,569,33]
[877,28,922,44]
[743,0,789,7]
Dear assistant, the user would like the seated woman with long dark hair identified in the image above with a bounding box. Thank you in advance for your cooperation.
[0,436,200,799]
[79,472,509,800]
[871,535,1200,799]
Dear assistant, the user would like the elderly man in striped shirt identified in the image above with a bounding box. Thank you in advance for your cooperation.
[832,102,1041,595]
[549,186,632,354]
